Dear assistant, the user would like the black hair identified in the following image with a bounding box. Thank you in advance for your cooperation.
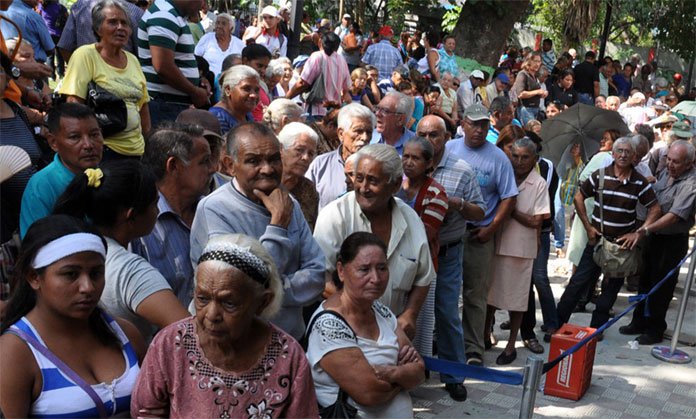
[226,122,278,157]
[221,53,240,73]
[424,31,440,47]
[489,96,511,115]
[634,124,655,148]
[560,69,575,79]
[525,130,544,153]
[332,232,388,289]
[623,62,633,69]
[585,50,596,60]
[404,136,434,161]
[350,22,361,34]
[543,38,552,45]
[242,43,272,61]
[143,122,205,180]
[53,160,157,228]
[1,215,118,348]
[0,51,12,76]
[321,32,341,56]
[46,103,98,134]
[427,85,441,95]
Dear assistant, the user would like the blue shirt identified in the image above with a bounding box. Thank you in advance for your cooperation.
[19,153,75,237]
[437,48,459,78]
[131,192,194,307]
[306,147,346,210]
[486,125,499,144]
[362,40,403,81]
[370,128,415,156]
[208,106,253,135]
[446,138,518,226]
[1,0,55,62]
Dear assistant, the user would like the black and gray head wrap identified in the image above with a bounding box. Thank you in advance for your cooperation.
[198,243,271,288]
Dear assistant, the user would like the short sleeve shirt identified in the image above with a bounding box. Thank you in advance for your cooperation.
[301,50,351,116]
[573,61,600,96]
[579,163,657,238]
[652,168,696,235]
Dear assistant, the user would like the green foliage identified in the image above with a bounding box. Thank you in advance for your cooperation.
[650,0,696,61]
[442,5,462,33]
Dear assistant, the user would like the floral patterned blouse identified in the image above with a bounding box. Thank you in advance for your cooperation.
[131,317,318,418]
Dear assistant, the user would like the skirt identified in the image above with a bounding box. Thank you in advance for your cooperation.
[487,254,533,312]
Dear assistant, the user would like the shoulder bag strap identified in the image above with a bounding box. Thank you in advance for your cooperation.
[5,328,109,418]
[597,166,605,236]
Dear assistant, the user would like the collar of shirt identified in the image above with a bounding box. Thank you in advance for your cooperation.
[155,191,193,229]
[370,129,411,154]
[349,192,407,258]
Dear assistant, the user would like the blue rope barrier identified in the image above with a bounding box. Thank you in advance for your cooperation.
[542,246,695,374]
[423,356,524,386]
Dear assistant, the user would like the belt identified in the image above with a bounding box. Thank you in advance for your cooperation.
[438,240,462,255]
[466,224,478,231]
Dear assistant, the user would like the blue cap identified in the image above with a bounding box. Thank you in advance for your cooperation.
[496,73,510,85]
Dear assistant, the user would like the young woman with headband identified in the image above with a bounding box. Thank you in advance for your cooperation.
[53,160,190,341]
[0,215,146,417]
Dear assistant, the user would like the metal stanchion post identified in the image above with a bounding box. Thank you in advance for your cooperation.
[652,249,695,364]
[519,356,544,419]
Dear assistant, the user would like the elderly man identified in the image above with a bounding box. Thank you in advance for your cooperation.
[556,138,661,333]
[361,25,402,81]
[621,141,696,344]
[19,103,103,237]
[484,73,510,107]
[446,103,518,366]
[417,114,486,401]
[314,143,435,339]
[131,123,216,307]
[306,103,375,209]
[370,91,415,156]
[486,96,514,143]
[190,122,325,339]
[457,69,486,116]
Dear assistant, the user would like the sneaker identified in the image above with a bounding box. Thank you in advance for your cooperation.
[466,353,483,366]
[444,383,468,402]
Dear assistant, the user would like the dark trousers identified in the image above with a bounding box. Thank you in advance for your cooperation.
[148,98,191,129]
[556,244,624,329]
[629,234,689,337]
[49,35,65,77]
[521,232,559,340]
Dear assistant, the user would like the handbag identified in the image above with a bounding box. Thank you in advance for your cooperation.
[86,81,127,138]
[302,55,327,105]
[591,166,641,277]
[303,310,358,419]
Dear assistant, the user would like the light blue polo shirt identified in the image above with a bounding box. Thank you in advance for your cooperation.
[370,128,416,156]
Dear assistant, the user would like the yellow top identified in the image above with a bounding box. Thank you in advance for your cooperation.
[59,44,149,156]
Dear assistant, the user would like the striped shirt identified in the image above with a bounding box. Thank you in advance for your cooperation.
[580,163,657,238]
[7,312,139,417]
[137,0,199,103]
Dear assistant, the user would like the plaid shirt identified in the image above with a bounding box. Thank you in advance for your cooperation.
[362,40,403,80]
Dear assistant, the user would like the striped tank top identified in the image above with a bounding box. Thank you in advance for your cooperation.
[8,313,140,417]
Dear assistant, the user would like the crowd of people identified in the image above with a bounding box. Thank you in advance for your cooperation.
[1,0,696,416]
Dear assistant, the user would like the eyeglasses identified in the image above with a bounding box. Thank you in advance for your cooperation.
[453,83,460,88]
[375,106,403,116]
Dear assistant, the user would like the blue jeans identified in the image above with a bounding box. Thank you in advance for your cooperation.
[434,241,466,383]
[577,92,593,105]
[148,98,191,128]
[517,106,539,126]
[553,190,565,249]
[521,232,559,340]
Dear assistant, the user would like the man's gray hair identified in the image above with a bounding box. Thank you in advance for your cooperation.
[354,144,403,184]
[216,13,235,31]
[221,65,260,90]
[612,136,636,153]
[630,134,649,151]
[143,122,205,181]
[263,98,303,132]
[277,122,318,149]
[386,91,415,117]
[489,96,511,115]
[92,0,130,41]
[266,58,286,80]
[337,103,375,132]
[670,140,696,163]
[511,137,538,156]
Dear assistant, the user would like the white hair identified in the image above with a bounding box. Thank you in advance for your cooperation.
[354,143,403,184]
[266,58,286,80]
[263,99,304,132]
[337,103,376,132]
[277,122,318,149]
[195,234,283,320]
[216,13,236,31]
[221,65,260,90]
[385,91,415,118]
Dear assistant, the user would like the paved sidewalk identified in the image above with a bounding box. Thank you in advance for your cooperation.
[411,251,696,418]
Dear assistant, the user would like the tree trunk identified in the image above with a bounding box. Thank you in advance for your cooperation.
[451,0,530,67]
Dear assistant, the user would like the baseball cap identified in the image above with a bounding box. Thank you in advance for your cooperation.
[343,14,352,19]
[261,5,279,17]
[464,103,489,121]
[393,65,410,79]
[471,70,485,80]
[672,121,694,139]
[495,73,510,85]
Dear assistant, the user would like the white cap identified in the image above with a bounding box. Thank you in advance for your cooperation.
[471,70,485,79]
[343,14,352,19]
[261,5,279,17]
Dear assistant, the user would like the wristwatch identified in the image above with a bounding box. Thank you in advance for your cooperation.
[11,66,20,79]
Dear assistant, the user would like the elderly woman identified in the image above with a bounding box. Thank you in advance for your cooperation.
[512,51,548,126]
[0,215,145,417]
[306,232,425,417]
[273,57,293,97]
[194,13,245,75]
[279,122,319,230]
[433,72,458,132]
[263,98,304,134]
[266,58,289,98]
[484,138,550,364]
[59,0,149,160]
[314,144,435,344]
[132,234,318,417]
[210,65,260,135]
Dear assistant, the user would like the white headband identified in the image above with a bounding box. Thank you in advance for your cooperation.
[31,233,106,269]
